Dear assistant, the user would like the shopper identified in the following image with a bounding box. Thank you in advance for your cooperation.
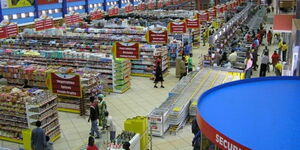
[214,50,222,66]
[260,52,269,77]
[97,95,107,128]
[87,136,99,150]
[228,50,237,66]
[31,121,47,150]
[188,54,193,72]
[271,51,280,71]
[191,119,201,150]
[244,52,253,79]
[88,97,100,139]
[104,111,116,142]
[267,30,273,45]
[154,62,164,88]
[281,41,288,61]
[220,51,228,66]
[252,49,258,71]
[123,142,131,150]
[45,136,53,150]
[179,56,187,80]
[275,62,283,76]
[278,39,283,56]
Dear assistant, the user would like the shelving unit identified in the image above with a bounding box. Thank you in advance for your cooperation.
[192,29,201,48]
[113,58,131,93]
[0,86,61,143]
[131,45,169,77]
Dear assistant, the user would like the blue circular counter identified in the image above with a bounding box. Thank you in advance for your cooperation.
[196,77,300,150]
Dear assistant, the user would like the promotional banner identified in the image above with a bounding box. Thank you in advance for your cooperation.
[172,0,179,5]
[48,73,82,98]
[146,29,168,44]
[37,0,59,5]
[168,21,187,33]
[113,42,140,60]
[186,18,200,29]
[1,0,34,8]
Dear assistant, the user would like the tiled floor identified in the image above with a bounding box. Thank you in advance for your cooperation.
[0,12,279,150]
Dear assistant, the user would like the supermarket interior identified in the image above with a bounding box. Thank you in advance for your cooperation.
[0,0,299,149]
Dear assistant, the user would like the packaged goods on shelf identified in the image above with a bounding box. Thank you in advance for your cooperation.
[0,86,60,142]
[131,45,169,77]
[107,131,140,150]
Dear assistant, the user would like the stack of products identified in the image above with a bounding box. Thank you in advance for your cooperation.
[113,58,131,93]
[0,86,60,143]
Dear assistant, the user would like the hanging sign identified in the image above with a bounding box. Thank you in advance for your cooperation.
[44,19,54,29]
[146,29,168,44]
[208,9,216,18]
[125,4,134,13]
[35,18,54,31]
[168,21,187,33]
[157,1,164,8]
[137,2,145,11]
[172,0,179,5]
[147,2,155,9]
[113,42,140,59]
[0,27,7,39]
[197,13,209,22]
[165,0,171,6]
[90,10,103,20]
[65,14,81,25]
[108,7,119,16]
[37,0,59,5]
[6,24,18,37]
[186,18,200,29]
[48,73,82,98]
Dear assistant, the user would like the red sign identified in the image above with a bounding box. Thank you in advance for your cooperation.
[186,19,200,29]
[113,42,140,59]
[0,27,7,39]
[157,1,163,8]
[168,22,187,33]
[147,30,168,44]
[108,7,119,16]
[90,11,103,20]
[6,24,18,37]
[147,2,155,9]
[208,10,216,18]
[197,13,209,22]
[35,19,54,31]
[125,4,134,13]
[138,3,145,11]
[166,0,171,6]
[37,0,59,5]
[50,73,81,98]
[65,14,82,25]
[196,113,251,150]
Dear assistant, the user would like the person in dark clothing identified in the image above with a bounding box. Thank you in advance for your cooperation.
[88,97,100,138]
[220,51,228,66]
[31,121,47,150]
[154,62,164,88]
[252,49,258,71]
[87,136,99,150]
[191,119,201,150]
